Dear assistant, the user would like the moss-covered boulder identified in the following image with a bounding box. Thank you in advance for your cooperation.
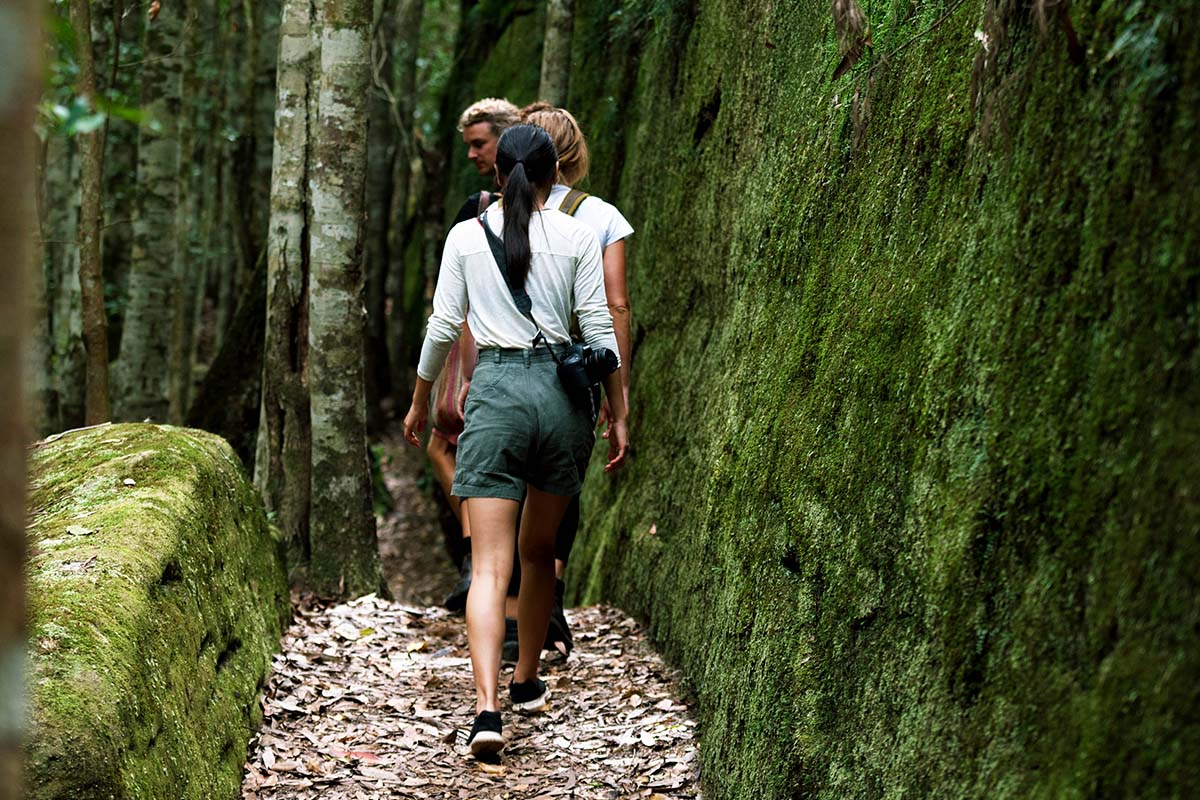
[25,423,289,800]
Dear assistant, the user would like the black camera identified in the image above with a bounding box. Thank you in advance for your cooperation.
[556,344,618,413]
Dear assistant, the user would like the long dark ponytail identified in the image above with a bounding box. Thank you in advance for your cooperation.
[494,124,557,288]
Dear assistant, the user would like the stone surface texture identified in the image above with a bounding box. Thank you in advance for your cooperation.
[26,423,289,800]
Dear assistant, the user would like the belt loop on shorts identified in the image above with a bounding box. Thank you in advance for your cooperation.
[491,349,502,364]
[523,349,532,368]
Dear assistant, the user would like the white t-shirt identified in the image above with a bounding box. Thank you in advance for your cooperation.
[545,184,634,250]
[417,206,619,382]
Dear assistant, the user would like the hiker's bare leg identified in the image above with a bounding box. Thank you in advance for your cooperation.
[427,435,462,523]
[513,486,572,684]
[465,497,519,712]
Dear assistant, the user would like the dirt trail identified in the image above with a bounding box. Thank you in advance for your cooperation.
[240,435,703,799]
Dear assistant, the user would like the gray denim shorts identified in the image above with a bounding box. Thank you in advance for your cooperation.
[451,347,595,501]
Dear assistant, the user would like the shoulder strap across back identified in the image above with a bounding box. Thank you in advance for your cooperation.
[560,188,590,216]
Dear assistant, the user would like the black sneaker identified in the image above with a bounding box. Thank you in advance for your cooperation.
[509,677,550,712]
[545,579,573,655]
[466,710,504,756]
[501,617,520,663]
[443,555,472,613]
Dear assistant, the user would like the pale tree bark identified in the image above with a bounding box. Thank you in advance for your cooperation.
[385,0,423,399]
[258,0,316,567]
[72,0,112,425]
[308,0,381,597]
[116,1,182,422]
[44,134,86,431]
[538,0,573,106]
[167,0,198,424]
[0,1,38,793]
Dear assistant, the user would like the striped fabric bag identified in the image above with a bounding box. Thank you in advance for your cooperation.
[430,340,466,446]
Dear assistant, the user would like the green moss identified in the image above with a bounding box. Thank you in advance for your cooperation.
[26,423,289,800]
[449,0,1200,797]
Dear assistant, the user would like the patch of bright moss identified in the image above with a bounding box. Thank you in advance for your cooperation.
[26,423,289,800]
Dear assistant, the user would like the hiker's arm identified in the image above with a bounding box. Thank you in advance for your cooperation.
[600,239,631,433]
[456,321,477,418]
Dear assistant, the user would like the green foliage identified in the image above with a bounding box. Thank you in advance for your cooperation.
[436,0,1200,796]
[37,2,144,139]
[414,0,464,140]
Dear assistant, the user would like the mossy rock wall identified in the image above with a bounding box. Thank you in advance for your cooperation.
[26,423,290,800]
[449,0,1199,796]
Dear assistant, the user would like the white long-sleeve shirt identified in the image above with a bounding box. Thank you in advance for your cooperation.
[417,205,620,382]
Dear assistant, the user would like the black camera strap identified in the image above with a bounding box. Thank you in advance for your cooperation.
[478,213,563,365]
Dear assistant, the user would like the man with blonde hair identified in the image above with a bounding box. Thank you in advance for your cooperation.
[457,97,520,179]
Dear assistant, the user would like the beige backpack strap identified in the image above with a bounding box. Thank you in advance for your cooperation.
[561,188,590,216]
[478,190,491,213]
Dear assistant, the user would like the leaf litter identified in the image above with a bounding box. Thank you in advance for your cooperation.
[242,598,702,799]
[242,434,703,799]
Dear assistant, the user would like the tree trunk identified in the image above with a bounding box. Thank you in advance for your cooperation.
[168,0,199,424]
[27,235,55,437]
[538,0,573,106]
[43,133,86,432]
[72,0,112,425]
[214,9,245,351]
[30,141,57,436]
[308,0,381,597]
[385,0,423,400]
[116,1,182,422]
[186,256,266,467]
[363,0,399,429]
[0,2,38,794]
[100,0,135,361]
[258,0,316,567]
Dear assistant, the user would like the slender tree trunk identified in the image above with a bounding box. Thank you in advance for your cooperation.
[253,0,282,245]
[44,134,85,431]
[31,141,58,436]
[259,0,316,566]
[308,0,381,597]
[116,1,182,421]
[27,238,55,437]
[363,0,398,428]
[385,0,423,399]
[0,2,38,794]
[213,12,241,350]
[538,0,573,106]
[100,0,135,360]
[72,0,113,425]
[168,0,199,424]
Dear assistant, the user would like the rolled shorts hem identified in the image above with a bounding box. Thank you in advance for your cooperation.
[532,479,582,497]
[452,481,525,502]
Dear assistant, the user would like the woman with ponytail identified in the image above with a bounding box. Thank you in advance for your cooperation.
[403,124,628,758]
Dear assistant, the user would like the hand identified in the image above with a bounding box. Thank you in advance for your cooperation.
[597,396,612,434]
[604,419,629,473]
[599,386,629,440]
[456,378,471,419]
[402,400,428,448]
